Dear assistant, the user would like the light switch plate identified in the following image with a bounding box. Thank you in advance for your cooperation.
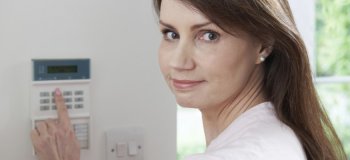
[106,127,144,160]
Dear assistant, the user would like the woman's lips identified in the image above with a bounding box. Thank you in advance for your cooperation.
[171,79,205,90]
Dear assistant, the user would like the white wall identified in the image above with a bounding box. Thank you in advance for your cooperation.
[289,0,316,72]
[0,0,176,160]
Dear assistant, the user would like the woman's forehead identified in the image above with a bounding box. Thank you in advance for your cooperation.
[159,0,249,38]
[159,0,209,25]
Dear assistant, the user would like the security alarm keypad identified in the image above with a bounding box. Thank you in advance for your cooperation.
[31,59,91,150]
[38,90,85,111]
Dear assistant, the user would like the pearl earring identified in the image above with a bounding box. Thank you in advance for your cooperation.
[260,56,266,62]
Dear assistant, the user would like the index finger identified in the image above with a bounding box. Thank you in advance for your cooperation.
[54,88,72,128]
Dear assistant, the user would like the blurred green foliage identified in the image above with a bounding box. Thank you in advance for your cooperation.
[317,84,350,158]
[176,106,206,160]
[177,141,205,160]
[316,0,350,158]
[316,0,350,76]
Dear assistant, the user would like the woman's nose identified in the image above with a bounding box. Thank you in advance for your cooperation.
[169,40,195,71]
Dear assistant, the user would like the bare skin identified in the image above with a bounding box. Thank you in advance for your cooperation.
[31,88,80,160]
[200,66,267,145]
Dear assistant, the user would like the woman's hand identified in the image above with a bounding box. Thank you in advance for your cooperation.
[31,88,80,160]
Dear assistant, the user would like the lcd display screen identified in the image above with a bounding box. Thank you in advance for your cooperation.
[47,65,78,74]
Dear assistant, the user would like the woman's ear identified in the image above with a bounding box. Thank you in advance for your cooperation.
[256,46,273,64]
[256,39,274,64]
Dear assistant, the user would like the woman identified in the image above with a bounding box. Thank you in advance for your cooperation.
[31,0,347,160]
[154,0,347,159]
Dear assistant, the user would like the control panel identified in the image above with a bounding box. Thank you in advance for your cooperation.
[31,59,91,150]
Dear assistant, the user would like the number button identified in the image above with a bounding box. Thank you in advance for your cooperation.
[75,91,84,96]
[40,99,50,104]
[74,104,84,109]
[67,105,73,109]
[75,97,84,102]
[40,92,50,97]
[64,98,73,103]
[63,91,72,96]
[40,105,50,111]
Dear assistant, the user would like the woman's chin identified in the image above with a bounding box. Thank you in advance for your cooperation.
[177,103,198,109]
[175,98,199,109]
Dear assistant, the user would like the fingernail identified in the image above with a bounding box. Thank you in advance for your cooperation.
[55,88,61,96]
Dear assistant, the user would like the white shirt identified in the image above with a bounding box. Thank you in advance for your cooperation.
[184,102,307,160]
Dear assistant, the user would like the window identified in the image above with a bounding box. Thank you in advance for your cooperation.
[177,106,205,160]
[177,0,350,159]
[315,0,350,157]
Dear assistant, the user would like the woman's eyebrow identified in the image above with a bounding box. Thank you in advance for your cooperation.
[159,20,213,31]
[159,20,176,30]
[190,22,212,30]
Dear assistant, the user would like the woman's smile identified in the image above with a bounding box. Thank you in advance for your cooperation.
[171,78,206,91]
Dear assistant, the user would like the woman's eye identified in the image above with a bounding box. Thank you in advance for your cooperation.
[201,31,220,42]
[167,32,178,39]
[162,30,179,40]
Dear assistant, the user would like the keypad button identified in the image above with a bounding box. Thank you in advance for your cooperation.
[40,105,50,111]
[52,98,55,103]
[76,128,88,133]
[75,91,84,96]
[74,123,88,129]
[64,98,73,103]
[79,140,89,149]
[75,97,84,102]
[63,91,72,96]
[51,91,56,96]
[74,125,88,138]
[52,105,71,110]
[40,99,50,104]
[40,92,50,97]
[76,132,89,139]
[74,104,84,109]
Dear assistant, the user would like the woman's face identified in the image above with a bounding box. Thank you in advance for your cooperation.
[158,0,264,109]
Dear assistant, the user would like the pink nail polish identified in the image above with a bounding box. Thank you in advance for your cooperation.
[55,88,61,96]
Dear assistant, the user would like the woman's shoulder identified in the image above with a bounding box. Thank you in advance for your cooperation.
[185,102,307,160]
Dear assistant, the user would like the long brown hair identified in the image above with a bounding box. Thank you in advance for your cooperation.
[153,0,347,159]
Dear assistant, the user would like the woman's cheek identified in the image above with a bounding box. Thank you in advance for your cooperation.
[158,45,171,77]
